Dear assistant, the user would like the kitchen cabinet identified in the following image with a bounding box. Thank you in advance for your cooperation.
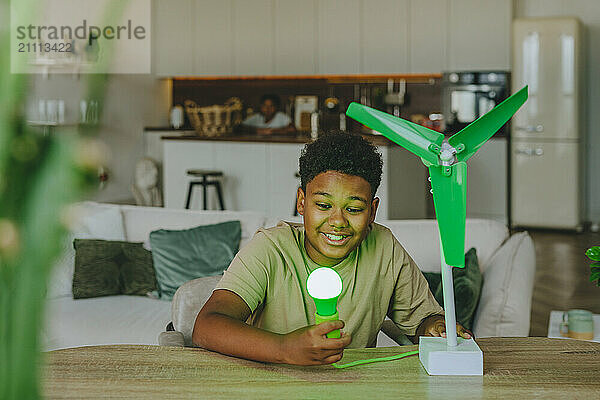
[195,0,234,76]
[447,0,512,71]
[161,137,436,220]
[465,138,508,224]
[409,0,448,73]
[360,0,409,74]
[274,0,317,75]
[384,146,428,220]
[163,139,291,215]
[317,0,361,74]
[267,143,304,215]
[232,0,274,75]
[153,0,513,77]
[153,0,194,76]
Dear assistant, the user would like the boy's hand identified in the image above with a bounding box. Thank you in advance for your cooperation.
[416,314,473,340]
[279,320,352,365]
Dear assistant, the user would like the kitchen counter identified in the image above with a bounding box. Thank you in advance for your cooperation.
[146,127,394,147]
[147,127,508,223]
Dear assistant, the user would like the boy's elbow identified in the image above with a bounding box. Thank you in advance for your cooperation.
[192,310,212,348]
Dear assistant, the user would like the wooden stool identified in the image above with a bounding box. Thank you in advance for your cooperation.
[185,169,225,210]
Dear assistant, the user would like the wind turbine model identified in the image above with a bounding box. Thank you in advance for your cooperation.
[346,86,528,375]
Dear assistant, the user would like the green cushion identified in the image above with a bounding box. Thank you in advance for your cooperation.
[422,248,482,331]
[72,239,156,299]
[149,220,241,300]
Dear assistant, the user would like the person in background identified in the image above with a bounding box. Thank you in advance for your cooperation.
[241,94,296,135]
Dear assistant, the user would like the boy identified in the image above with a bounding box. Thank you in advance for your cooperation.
[193,133,471,365]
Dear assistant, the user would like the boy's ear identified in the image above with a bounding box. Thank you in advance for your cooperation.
[369,197,380,224]
[296,187,305,216]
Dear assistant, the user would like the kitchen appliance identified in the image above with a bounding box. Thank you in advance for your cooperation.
[294,96,318,131]
[442,71,510,136]
[511,17,584,230]
[442,72,510,225]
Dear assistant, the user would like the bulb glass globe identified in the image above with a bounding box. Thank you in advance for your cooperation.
[307,267,342,299]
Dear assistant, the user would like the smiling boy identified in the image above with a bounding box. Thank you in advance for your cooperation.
[193,133,471,365]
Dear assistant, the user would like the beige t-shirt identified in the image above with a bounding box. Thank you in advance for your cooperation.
[215,221,443,348]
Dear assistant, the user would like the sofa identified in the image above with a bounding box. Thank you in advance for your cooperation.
[44,202,536,351]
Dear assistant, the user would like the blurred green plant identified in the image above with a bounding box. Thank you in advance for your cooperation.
[0,1,127,398]
[587,246,600,287]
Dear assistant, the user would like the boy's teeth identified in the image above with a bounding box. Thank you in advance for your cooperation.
[325,233,345,240]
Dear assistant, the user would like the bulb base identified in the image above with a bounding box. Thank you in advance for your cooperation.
[315,311,341,338]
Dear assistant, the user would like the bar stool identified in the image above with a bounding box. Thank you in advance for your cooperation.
[184,169,225,210]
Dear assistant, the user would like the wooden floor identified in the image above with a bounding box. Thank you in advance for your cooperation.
[523,228,600,336]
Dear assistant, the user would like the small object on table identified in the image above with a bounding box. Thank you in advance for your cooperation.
[548,310,599,343]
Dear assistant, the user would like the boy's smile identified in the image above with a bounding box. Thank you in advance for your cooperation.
[297,171,379,266]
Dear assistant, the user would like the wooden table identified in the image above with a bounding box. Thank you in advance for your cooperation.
[43,338,600,399]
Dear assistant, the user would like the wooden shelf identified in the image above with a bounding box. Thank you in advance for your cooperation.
[171,73,441,84]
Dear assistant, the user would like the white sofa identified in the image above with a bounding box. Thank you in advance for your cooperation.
[44,202,536,351]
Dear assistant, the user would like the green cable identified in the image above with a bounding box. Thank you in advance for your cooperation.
[332,350,419,369]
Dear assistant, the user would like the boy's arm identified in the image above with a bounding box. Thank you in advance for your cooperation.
[192,289,351,365]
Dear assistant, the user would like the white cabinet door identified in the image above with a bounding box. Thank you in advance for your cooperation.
[163,141,215,209]
[360,0,409,74]
[195,0,234,75]
[274,0,317,75]
[409,0,447,73]
[511,141,581,229]
[213,142,269,212]
[466,139,507,224]
[153,0,194,76]
[267,143,304,217]
[384,146,427,220]
[232,0,274,75]
[447,0,512,71]
[317,0,360,74]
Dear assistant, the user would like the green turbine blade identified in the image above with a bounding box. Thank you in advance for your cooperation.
[346,102,444,165]
[429,162,467,268]
[449,86,528,162]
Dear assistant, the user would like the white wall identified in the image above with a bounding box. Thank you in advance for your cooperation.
[29,75,170,203]
[514,0,600,224]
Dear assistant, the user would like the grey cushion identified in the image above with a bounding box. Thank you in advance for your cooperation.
[171,275,223,346]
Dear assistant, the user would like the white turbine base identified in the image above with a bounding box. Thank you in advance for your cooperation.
[419,336,483,375]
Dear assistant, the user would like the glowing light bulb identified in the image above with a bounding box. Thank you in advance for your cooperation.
[306,267,343,338]
[307,267,342,300]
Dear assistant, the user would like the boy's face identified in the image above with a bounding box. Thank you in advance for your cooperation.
[297,171,379,266]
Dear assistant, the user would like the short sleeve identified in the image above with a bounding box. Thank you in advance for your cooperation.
[387,238,444,335]
[241,114,263,128]
[276,112,291,127]
[215,232,271,312]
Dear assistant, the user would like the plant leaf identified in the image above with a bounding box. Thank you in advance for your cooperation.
[585,246,600,261]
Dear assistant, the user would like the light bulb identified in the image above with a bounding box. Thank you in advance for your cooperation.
[307,267,342,299]
[306,267,343,338]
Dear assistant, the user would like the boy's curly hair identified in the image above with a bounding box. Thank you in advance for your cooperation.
[298,132,383,198]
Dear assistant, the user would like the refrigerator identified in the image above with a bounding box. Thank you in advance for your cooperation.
[510,17,584,230]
